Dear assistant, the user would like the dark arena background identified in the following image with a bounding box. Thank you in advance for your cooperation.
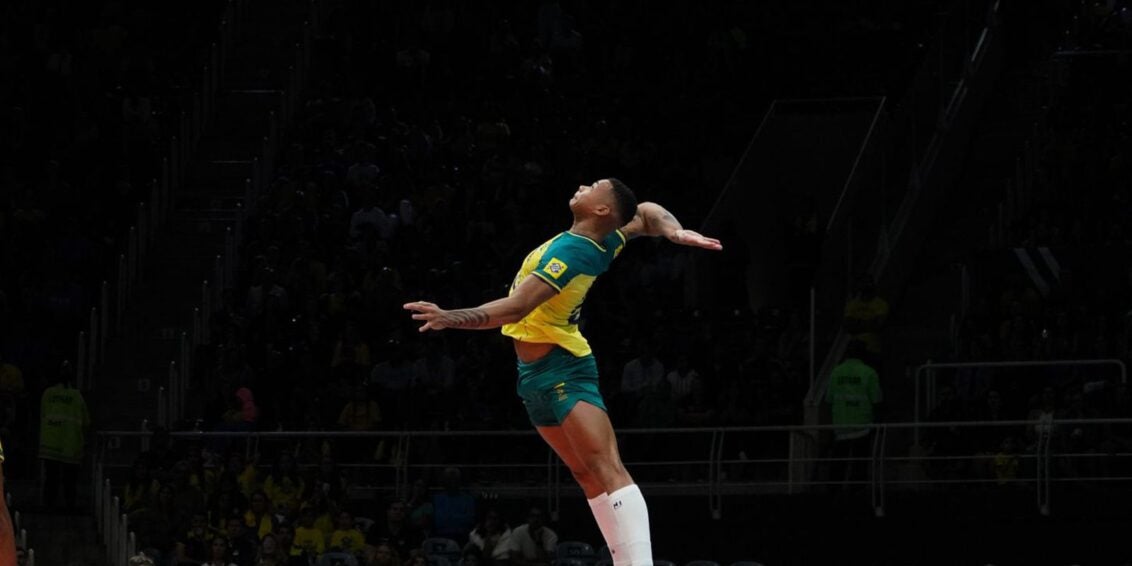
[1,0,1131,564]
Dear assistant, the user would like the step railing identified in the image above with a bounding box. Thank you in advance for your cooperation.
[74,0,246,395]
[156,0,324,429]
[93,458,136,566]
[6,492,36,566]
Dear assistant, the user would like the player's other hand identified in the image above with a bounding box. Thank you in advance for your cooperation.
[403,301,448,332]
[670,229,723,251]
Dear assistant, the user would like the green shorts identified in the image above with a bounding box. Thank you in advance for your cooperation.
[516,346,607,426]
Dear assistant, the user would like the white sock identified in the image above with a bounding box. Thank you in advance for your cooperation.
[608,484,652,566]
[588,493,619,555]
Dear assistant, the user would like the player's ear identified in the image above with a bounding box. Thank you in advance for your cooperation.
[593,203,612,217]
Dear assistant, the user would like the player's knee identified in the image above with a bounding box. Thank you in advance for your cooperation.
[582,452,626,480]
[568,466,601,491]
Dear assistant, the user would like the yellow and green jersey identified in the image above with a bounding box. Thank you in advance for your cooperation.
[501,229,626,357]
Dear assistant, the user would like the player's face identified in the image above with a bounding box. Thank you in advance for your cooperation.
[570,179,614,212]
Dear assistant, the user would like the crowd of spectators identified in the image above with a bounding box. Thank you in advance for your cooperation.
[124,429,569,566]
[924,5,1132,482]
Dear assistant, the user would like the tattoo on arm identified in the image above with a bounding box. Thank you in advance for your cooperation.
[443,308,492,328]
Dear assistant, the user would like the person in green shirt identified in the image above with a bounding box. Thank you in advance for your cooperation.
[825,341,882,485]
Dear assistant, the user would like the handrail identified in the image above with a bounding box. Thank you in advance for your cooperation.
[824,97,886,236]
[93,417,1132,438]
[806,0,1004,410]
[94,418,1132,520]
[912,358,1127,445]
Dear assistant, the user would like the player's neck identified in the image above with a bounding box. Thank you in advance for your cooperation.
[569,217,613,242]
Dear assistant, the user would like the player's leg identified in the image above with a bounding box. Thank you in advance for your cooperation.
[537,424,622,555]
[537,425,605,498]
[0,463,15,566]
[559,401,651,566]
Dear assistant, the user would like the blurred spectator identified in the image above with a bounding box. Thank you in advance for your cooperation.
[256,533,289,566]
[38,371,89,511]
[365,499,423,560]
[293,506,327,560]
[244,490,276,540]
[225,515,259,566]
[365,542,402,566]
[620,338,665,410]
[634,378,677,428]
[338,386,383,432]
[310,454,350,504]
[843,275,889,356]
[206,536,239,566]
[825,341,882,484]
[264,454,306,518]
[332,322,372,371]
[506,507,556,566]
[271,523,307,566]
[0,353,24,394]
[124,457,160,513]
[222,387,260,432]
[329,509,367,554]
[175,511,213,565]
[675,379,717,426]
[130,483,180,555]
[465,508,513,565]
[665,354,701,404]
[405,479,434,537]
[432,467,476,544]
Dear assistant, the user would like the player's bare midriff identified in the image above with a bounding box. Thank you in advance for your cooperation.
[513,339,556,363]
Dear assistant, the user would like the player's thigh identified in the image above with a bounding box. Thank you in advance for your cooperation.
[560,400,624,468]
[536,425,590,474]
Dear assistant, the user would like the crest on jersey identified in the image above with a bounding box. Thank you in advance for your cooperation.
[543,257,568,279]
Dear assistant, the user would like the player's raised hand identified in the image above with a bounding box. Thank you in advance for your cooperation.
[670,229,723,251]
[403,301,449,332]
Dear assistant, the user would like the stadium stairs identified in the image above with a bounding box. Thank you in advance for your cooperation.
[95,0,314,434]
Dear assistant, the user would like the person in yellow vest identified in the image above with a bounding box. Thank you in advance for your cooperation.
[39,366,90,511]
[1,439,16,566]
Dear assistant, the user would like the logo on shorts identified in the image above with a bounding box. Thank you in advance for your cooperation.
[613,500,623,509]
[543,257,568,279]
[555,382,567,402]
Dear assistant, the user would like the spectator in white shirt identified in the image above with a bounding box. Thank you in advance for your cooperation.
[665,354,701,403]
[620,338,665,401]
[507,507,556,566]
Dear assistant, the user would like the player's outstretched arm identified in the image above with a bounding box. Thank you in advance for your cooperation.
[621,202,722,250]
[404,275,557,332]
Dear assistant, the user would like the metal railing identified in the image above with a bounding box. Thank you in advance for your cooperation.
[7,492,35,566]
[93,416,1132,536]
[912,358,1128,445]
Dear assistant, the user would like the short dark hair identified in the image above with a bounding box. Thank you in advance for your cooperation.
[607,177,638,226]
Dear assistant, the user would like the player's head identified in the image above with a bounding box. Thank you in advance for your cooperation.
[570,178,638,226]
